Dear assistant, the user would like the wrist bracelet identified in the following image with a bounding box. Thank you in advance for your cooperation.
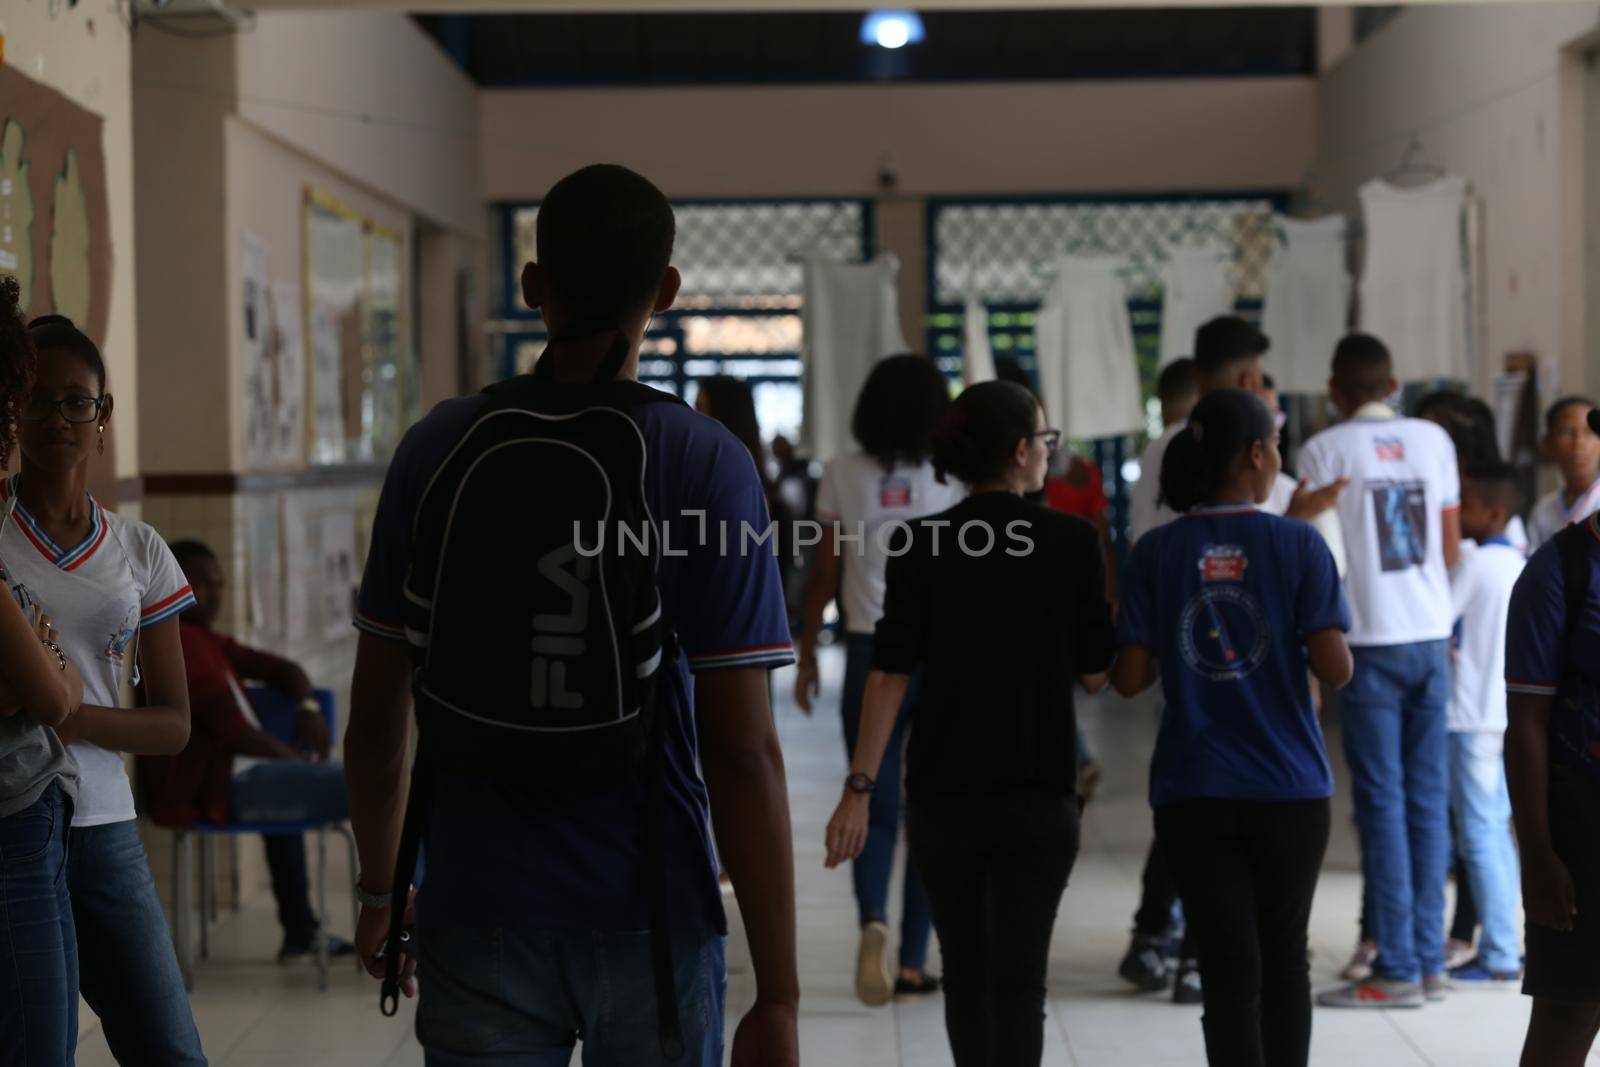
[355,879,393,909]
[41,640,66,672]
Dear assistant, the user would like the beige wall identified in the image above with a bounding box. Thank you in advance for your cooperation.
[2,0,139,482]
[1318,3,1600,398]
[481,77,1319,202]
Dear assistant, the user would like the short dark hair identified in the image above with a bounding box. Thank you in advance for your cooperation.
[1331,333,1393,402]
[536,164,675,326]
[1158,358,1199,404]
[852,354,952,469]
[168,539,217,571]
[1194,316,1269,384]
[28,314,105,393]
[1462,461,1522,515]
[1545,395,1597,435]
[1159,389,1276,513]
[991,357,1036,396]
[932,380,1039,486]
[1414,390,1501,466]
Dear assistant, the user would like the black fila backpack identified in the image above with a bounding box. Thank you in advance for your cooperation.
[380,334,688,1057]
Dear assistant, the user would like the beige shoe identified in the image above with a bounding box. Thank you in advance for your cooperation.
[1340,939,1378,982]
[856,921,893,1007]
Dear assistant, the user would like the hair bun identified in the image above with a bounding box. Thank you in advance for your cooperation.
[28,314,75,331]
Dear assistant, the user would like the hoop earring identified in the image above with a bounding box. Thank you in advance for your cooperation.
[97,425,105,457]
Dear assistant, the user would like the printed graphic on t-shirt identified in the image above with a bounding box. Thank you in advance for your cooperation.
[104,605,137,663]
[1180,547,1267,681]
[1373,436,1407,462]
[879,476,912,509]
[1370,480,1428,572]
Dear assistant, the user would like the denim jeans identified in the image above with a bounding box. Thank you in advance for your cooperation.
[416,926,726,1066]
[0,783,76,1067]
[1339,640,1451,982]
[840,632,933,971]
[68,819,207,1066]
[1447,731,1521,974]
[232,760,350,946]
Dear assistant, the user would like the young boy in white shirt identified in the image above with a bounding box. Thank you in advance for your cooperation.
[1305,334,1463,1009]
[1445,463,1526,987]
[1528,397,1600,551]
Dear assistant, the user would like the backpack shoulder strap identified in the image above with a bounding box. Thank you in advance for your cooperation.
[1556,521,1592,655]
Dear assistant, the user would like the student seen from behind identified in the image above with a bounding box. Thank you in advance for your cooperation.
[1113,389,1352,1067]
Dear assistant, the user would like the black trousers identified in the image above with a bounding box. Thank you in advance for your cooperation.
[1132,838,1196,958]
[262,833,318,946]
[1155,797,1330,1067]
[908,790,1078,1067]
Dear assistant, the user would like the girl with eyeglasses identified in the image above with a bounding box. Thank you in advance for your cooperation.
[824,379,1115,1067]
[0,279,89,1067]
[1111,389,1353,1067]
[5,315,206,1064]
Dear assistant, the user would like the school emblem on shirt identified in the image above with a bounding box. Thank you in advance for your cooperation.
[1373,437,1407,462]
[879,477,912,509]
[1198,545,1248,582]
[104,605,137,663]
[1179,585,1269,683]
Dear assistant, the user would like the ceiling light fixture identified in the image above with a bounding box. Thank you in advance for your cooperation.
[860,9,925,50]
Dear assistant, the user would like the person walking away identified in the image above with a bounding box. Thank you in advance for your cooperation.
[1305,334,1462,1010]
[1506,405,1600,1066]
[825,380,1116,1066]
[794,353,959,1005]
[1113,388,1351,1066]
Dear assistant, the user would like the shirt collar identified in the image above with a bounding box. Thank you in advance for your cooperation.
[1353,402,1398,422]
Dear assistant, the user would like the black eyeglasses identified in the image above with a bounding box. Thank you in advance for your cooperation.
[1031,429,1062,453]
[19,395,103,424]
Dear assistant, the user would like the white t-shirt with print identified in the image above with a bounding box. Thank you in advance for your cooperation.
[1527,477,1600,552]
[0,478,195,826]
[815,453,965,635]
[1298,406,1460,647]
[1448,538,1525,732]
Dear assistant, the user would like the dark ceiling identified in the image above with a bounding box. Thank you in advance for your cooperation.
[415,9,1318,88]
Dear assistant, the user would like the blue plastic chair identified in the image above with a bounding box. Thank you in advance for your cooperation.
[166,686,357,992]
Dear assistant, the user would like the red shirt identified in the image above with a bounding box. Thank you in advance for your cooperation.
[1044,457,1108,522]
[140,622,282,827]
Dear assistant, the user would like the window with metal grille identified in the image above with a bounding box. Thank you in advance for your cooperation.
[493,199,871,443]
[926,194,1285,560]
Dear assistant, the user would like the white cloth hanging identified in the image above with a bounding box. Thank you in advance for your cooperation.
[1357,175,1471,383]
[1158,239,1235,366]
[1261,214,1353,394]
[962,296,996,385]
[801,253,908,463]
[1033,255,1145,441]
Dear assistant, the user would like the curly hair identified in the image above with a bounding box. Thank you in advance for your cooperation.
[0,276,35,469]
[851,353,952,470]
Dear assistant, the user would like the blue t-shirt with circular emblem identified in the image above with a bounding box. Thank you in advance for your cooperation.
[1119,506,1350,808]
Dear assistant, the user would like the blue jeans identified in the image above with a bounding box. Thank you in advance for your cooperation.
[416,926,726,1065]
[68,819,207,1066]
[1448,731,1521,974]
[0,783,76,1067]
[231,760,350,946]
[1339,641,1451,983]
[841,632,933,972]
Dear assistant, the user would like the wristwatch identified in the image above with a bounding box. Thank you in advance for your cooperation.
[845,773,876,796]
[355,879,394,909]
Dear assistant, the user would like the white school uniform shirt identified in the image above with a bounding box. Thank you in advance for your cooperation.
[0,476,195,826]
[1298,403,1460,648]
[815,453,965,635]
[1128,420,1348,575]
[1527,477,1600,552]
[1448,537,1524,733]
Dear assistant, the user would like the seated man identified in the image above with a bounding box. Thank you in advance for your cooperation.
[140,540,354,962]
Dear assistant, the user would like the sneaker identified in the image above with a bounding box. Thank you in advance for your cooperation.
[1444,937,1476,971]
[894,972,942,996]
[1118,934,1173,993]
[856,921,893,1007]
[1339,940,1379,982]
[1172,960,1203,1005]
[1423,974,1448,1002]
[1316,979,1426,1009]
[1447,958,1521,989]
[278,932,358,964]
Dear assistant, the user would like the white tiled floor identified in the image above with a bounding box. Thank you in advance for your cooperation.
[77,650,1572,1066]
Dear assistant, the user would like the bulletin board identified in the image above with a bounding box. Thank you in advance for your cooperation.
[302,188,413,464]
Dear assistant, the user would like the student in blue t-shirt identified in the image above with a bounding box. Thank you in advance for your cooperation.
[1113,389,1353,1067]
[1506,407,1600,1067]
[343,166,800,1067]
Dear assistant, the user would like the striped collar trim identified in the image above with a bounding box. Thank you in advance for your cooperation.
[1182,505,1261,517]
[0,474,106,571]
